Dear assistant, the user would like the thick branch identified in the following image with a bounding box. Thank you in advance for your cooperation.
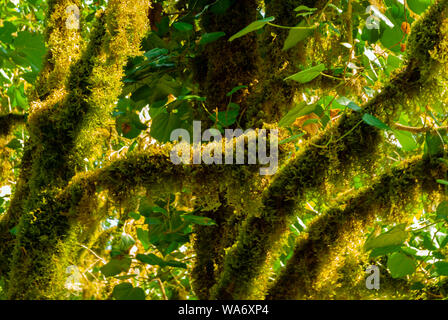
[266,155,446,299]
[211,0,448,299]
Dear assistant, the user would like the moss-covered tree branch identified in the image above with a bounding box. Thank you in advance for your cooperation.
[210,0,448,299]
[6,0,150,299]
[266,155,447,299]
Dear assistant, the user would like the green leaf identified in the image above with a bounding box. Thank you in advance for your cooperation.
[392,130,418,151]
[5,138,22,150]
[136,253,164,265]
[436,179,448,185]
[210,103,240,127]
[362,114,391,130]
[112,283,146,300]
[407,0,431,14]
[100,257,132,277]
[425,132,444,156]
[380,24,402,53]
[150,110,183,143]
[136,228,150,251]
[365,224,408,250]
[199,32,226,45]
[347,102,361,112]
[284,63,325,84]
[361,26,380,43]
[0,21,17,43]
[436,201,448,221]
[434,261,448,276]
[129,212,141,220]
[226,85,247,96]
[294,5,317,12]
[278,102,317,127]
[181,214,217,226]
[369,245,402,258]
[173,22,193,32]
[283,20,316,50]
[13,31,46,70]
[387,252,416,278]
[228,17,275,41]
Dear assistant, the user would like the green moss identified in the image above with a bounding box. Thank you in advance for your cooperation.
[6,0,150,299]
[211,0,448,298]
[266,155,446,299]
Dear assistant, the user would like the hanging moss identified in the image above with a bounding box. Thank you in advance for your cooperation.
[266,155,446,299]
[32,0,83,102]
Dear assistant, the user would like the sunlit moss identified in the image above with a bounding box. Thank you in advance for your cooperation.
[266,155,446,299]
[6,0,150,299]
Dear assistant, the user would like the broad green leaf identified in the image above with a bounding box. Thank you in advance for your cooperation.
[0,21,16,43]
[150,110,183,143]
[362,113,391,130]
[407,0,431,14]
[284,63,325,84]
[387,252,416,278]
[5,138,22,150]
[116,112,147,139]
[380,24,402,53]
[424,132,444,156]
[181,214,217,226]
[392,130,418,151]
[278,102,317,127]
[229,17,275,41]
[283,20,316,50]
[136,228,150,251]
[136,253,164,265]
[436,201,448,221]
[173,22,193,32]
[144,48,169,60]
[361,25,380,43]
[100,257,132,277]
[369,245,401,258]
[365,224,408,250]
[347,102,361,112]
[434,261,448,276]
[13,31,46,70]
[129,212,141,220]
[210,103,240,127]
[199,32,226,45]
[112,283,146,300]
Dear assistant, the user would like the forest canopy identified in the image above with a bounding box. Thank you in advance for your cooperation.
[0,0,448,300]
